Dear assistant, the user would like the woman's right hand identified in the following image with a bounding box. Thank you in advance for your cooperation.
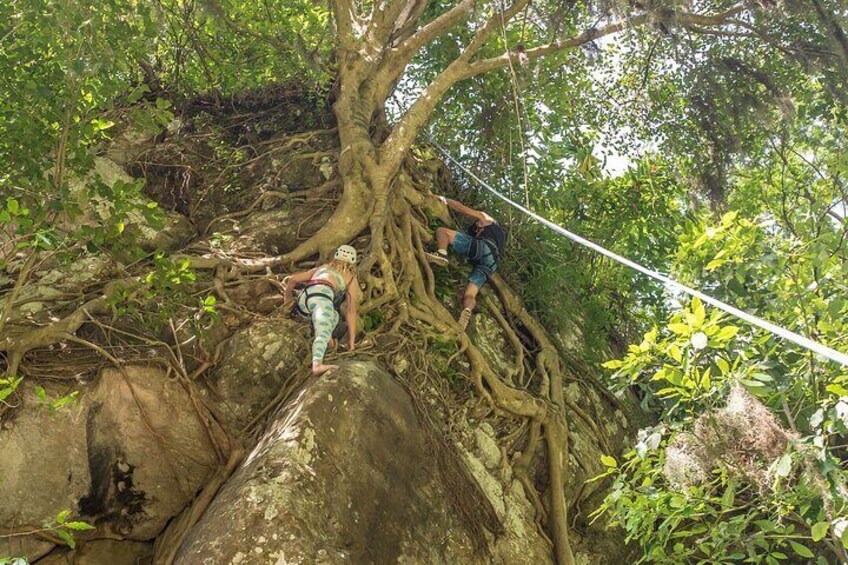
[281,275,293,300]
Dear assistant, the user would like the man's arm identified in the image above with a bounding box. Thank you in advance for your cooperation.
[434,195,495,226]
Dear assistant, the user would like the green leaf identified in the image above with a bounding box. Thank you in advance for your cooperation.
[721,482,735,508]
[600,455,617,468]
[826,384,848,397]
[755,519,777,531]
[788,541,814,558]
[700,366,711,388]
[774,454,792,478]
[64,521,95,531]
[55,528,75,549]
[715,326,739,341]
[6,198,19,214]
[692,299,705,327]
[56,509,70,524]
[656,387,681,398]
[706,258,725,271]
[668,344,682,363]
[668,323,690,335]
[811,521,829,542]
[0,376,23,402]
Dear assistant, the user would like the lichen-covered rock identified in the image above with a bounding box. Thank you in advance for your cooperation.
[89,157,195,252]
[203,318,308,431]
[1,383,91,534]
[176,360,548,564]
[456,423,554,565]
[209,203,332,256]
[0,257,111,324]
[0,365,220,553]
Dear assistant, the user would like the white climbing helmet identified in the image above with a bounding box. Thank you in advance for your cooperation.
[334,244,357,264]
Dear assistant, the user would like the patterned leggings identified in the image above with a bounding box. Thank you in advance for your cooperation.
[297,287,339,365]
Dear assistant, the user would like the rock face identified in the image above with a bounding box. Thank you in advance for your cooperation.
[208,203,334,256]
[203,318,309,432]
[0,365,219,558]
[175,360,552,564]
[35,540,152,565]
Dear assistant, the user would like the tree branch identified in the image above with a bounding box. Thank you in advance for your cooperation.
[390,0,433,44]
[332,0,360,45]
[379,0,532,174]
[391,0,476,67]
[464,0,533,59]
[464,5,745,77]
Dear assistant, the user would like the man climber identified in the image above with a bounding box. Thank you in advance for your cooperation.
[426,194,508,330]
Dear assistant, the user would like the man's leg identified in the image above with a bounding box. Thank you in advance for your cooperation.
[458,262,490,330]
[426,227,458,267]
[435,227,456,253]
[458,282,480,330]
[462,282,479,311]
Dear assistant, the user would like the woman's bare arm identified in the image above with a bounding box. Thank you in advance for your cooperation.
[345,276,360,350]
[283,268,317,299]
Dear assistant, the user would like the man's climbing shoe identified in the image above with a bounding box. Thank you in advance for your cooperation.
[458,308,473,331]
[425,251,449,267]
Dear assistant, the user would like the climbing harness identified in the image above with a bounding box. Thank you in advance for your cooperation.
[291,279,342,318]
[430,141,848,367]
[468,238,497,281]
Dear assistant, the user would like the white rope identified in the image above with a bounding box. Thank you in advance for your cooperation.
[431,142,848,367]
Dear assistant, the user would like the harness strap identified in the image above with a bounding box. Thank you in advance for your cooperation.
[480,237,500,259]
[471,238,498,264]
[306,278,337,293]
[292,280,341,317]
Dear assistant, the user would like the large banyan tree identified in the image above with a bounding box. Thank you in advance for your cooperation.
[244,3,758,561]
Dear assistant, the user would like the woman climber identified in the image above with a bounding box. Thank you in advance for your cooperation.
[283,245,360,375]
[426,194,508,330]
